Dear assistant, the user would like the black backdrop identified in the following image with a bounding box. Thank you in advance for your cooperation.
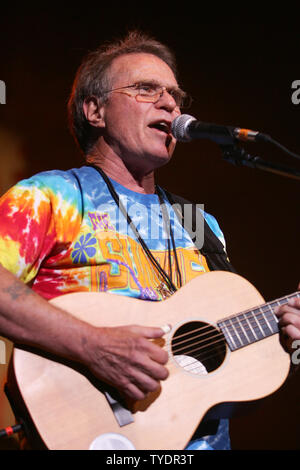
[1,7,300,449]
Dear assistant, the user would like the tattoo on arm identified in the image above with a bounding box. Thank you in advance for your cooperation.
[5,281,32,301]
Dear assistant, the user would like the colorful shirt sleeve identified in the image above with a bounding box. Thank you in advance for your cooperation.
[0,173,81,284]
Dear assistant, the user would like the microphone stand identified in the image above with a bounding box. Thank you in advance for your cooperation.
[220,144,300,182]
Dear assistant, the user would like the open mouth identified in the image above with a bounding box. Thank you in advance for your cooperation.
[148,120,174,150]
[148,121,171,135]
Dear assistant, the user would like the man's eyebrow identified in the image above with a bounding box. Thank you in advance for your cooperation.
[136,79,181,91]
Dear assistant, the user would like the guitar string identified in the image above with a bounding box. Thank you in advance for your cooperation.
[161,328,276,372]
[168,321,288,372]
[216,291,300,323]
[169,332,226,357]
[164,316,273,358]
[174,349,226,373]
[160,331,242,366]
[163,291,299,350]
[164,317,286,368]
[164,334,230,370]
[154,292,300,366]
[169,311,275,352]
[161,293,298,367]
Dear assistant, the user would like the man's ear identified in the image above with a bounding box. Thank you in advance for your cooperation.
[83,96,106,129]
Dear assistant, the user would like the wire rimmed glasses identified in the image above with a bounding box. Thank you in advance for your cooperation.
[103,81,192,109]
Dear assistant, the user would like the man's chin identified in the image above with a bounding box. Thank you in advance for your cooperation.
[151,139,175,165]
[147,148,174,169]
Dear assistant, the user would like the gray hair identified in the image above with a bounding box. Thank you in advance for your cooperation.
[67,31,178,155]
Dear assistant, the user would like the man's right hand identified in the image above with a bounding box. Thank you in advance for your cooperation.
[83,325,170,401]
[0,265,169,402]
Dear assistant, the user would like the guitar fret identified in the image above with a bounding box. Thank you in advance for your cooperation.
[239,314,256,343]
[218,291,300,352]
[227,318,243,349]
[219,317,250,351]
[219,321,238,351]
[260,307,273,331]
[260,305,278,333]
[255,307,273,336]
[246,311,265,340]
[238,316,251,343]
[233,317,250,346]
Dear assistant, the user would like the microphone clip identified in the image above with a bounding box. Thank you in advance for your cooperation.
[220,144,300,181]
[220,144,258,168]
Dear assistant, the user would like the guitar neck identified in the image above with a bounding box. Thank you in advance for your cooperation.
[218,291,300,351]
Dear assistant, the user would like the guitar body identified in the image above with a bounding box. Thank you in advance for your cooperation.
[12,271,290,450]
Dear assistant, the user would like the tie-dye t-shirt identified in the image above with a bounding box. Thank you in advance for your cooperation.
[0,165,230,450]
[0,165,226,300]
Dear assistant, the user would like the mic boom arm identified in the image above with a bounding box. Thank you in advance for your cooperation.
[220,144,300,182]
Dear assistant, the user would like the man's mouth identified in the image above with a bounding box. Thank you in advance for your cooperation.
[147,120,174,150]
[148,121,171,136]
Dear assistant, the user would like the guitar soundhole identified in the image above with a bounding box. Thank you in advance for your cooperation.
[171,321,227,375]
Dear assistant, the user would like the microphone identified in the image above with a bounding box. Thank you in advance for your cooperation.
[171,114,267,145]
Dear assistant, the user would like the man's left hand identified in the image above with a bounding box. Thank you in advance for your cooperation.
[275,285,300,353]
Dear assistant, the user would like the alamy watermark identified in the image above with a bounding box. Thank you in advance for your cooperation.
[291,340,300,365]
[0,339,5,364]
[89,201,205,250]
[0,80,6,104]
[291,80,300,105]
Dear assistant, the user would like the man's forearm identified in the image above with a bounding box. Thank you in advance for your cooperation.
[0,264,91,364]
[0,264,169,400]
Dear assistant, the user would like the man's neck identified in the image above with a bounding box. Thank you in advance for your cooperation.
[86,144,156,194]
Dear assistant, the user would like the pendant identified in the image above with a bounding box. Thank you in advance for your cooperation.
[156,282,174,299]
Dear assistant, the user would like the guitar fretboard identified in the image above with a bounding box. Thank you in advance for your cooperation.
[218,292,300,351]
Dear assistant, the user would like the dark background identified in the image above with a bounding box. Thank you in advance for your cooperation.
[0,6,299,449]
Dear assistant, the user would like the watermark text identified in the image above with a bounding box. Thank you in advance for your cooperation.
[87,202,205,250]
[0,339,6,364]
[291,339,300,365]
[0,80,5,104]
[291,80,300,105]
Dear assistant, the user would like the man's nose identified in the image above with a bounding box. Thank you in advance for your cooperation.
[155,88,178,113]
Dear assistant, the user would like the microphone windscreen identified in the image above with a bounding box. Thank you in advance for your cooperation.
[171,114,196,142]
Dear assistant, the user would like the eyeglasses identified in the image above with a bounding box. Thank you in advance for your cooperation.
[103,82,192,109]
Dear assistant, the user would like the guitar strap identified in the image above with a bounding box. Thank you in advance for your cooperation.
[163,190,236,274]
[164,190,236,440]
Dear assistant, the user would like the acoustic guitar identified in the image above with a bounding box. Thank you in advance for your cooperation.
[11,271,295,450]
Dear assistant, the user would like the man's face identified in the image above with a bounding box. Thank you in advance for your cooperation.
[99,53,181,174]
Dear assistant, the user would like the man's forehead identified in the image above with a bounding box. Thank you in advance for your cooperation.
[108,52,178,87]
